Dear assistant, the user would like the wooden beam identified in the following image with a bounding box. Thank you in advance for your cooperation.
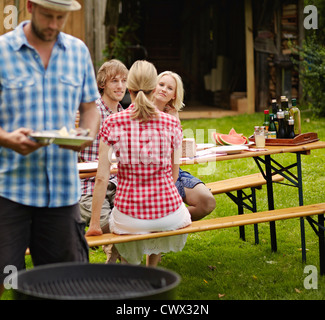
[245,0,255,114]
[297,0,305,101]
[63,0,85,41]
[275,0,282,98]
[0,1,4,36]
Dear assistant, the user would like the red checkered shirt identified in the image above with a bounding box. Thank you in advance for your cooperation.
[100,105,183,220]
[78,98,124,195]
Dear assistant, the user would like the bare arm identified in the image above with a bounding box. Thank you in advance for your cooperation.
[78,101,100,140]
[86,140,113,236]
[164,106,182,182]
[172,146,182,183]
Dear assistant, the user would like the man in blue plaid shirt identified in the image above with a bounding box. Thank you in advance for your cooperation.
[0,0,100,296]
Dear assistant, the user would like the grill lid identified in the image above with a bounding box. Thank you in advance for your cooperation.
[14,263,180,300]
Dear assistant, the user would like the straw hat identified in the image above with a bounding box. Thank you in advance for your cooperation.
[29,0,81,11]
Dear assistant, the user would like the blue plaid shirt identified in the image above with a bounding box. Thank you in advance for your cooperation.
[0,21,100,207]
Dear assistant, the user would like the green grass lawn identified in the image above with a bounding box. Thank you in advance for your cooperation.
[172,110,325,300]
[2,110,325,300]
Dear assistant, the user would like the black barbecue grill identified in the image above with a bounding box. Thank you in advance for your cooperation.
[13,263,180,300]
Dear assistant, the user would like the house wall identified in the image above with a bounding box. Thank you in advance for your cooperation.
[0,0,303,112]
[0,0,107,68]
[0,0,85,41]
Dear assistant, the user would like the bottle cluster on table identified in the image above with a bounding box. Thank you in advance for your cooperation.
[260,96,301,139]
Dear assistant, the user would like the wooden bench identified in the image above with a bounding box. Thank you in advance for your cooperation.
[85,203,325,275]
[205,173,284,196]
[77,172,284,243]
[205,173,284,243]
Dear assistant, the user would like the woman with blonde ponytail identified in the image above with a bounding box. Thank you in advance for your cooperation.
[127,60,159,122]
[87,60,191,266]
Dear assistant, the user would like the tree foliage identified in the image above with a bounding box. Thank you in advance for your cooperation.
[295,0,325,116]
[296,36,325,116]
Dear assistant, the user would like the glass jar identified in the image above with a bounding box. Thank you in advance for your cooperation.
[255,126,265,148]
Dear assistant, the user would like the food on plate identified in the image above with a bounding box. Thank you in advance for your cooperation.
[211,128,250,146]
[29,126,92,146]
[58,126,89,137]
[58,126,70,137]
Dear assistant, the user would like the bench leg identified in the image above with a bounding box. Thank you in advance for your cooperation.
[227,188,259,244]
[306,215,325,276]
[265,155,277,252]
[251,187,259,245]
[318,214,325,275]
[296,152,307,263]
[230,188,259,244]
[237,190,245,241]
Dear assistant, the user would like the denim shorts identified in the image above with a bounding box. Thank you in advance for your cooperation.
[175,169,204,199]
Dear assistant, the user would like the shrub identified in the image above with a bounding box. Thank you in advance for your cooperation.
[295,36,325,116]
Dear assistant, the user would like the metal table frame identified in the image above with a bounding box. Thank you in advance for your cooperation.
[253,152,306,259]
[253,148,325,274]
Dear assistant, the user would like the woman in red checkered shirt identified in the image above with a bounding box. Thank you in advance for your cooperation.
[86,60,191,266]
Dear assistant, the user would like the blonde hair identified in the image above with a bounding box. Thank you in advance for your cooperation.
[157,71,185,111]
[97,59,128,96]
[127,60,159,122]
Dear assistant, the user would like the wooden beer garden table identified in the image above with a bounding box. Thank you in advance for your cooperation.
[78,139,325,262]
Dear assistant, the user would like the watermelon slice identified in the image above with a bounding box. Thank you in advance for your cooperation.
[211,132,223,145]
[228,128,250,144]
[212,129,250,146]
[219,134,247,145]
[243,136,250,144]
[229,128,243,137]
[216,134,224,145]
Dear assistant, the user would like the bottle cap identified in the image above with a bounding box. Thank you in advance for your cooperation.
[264,109,269,114]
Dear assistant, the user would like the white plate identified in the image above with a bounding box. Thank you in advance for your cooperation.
[181,145,249,161]
[195,146,248,157]
[30,131,93,146]
[77,162,98,172]
[196,143,216,151]
[213,145,249,154]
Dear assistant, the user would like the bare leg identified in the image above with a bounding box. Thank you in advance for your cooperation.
[120,257,128,264]
[146,253,161,267]
[183,184,216,221]
[103,244,121,263]
[102,221,121,263]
